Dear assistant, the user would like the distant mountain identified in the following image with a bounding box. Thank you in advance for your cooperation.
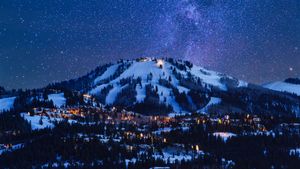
[1,58,300,117]
[264,78,300,96]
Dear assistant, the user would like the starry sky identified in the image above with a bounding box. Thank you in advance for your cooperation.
[0,0,299,89]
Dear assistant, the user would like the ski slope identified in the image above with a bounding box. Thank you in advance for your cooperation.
[0,97,16,112]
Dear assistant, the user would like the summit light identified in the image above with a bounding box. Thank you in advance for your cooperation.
[156,59,164,67]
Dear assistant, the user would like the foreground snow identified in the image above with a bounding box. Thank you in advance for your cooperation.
[0,97,16,112]
[152,148,204,164]
[21,113,75,130]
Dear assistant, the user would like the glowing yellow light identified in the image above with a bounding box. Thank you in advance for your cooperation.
[163,138,167,143]
[83,94,92,98]
[156,59,164,67]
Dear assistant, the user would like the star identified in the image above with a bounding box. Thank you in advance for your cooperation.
[0,0,299,89]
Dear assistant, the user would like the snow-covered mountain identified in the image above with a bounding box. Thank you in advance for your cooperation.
[90,58,247,95]
[264,78,300,96]
[76,58,253,115]
[46,57,298,116]
[85,58,247,114]
[2,58,300,117]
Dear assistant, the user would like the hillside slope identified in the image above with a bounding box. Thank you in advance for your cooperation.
[264,78,300,96]
[52,58,297,117]
[5,58,298,117]
[86,58,249,114]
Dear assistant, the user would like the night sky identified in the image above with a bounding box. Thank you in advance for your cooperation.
[0,0,299,89]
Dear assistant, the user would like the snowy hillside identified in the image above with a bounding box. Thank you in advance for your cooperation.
[48,93,66,108]
[88,58,247,114]
[0,97,16,112]
[264,80,300,96]
[21,58,298,117]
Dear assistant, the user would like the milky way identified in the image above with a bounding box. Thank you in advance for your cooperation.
[0,0,299,89]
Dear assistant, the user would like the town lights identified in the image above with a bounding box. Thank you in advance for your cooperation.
[83,94,92,99]
[192,145,200,151]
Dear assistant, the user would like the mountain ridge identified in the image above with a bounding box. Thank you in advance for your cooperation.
[264,78,300,96]
[1,58,300,117]
[45,57,299,117]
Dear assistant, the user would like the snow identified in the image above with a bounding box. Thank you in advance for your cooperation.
[221,158,235,167]
[113,61,165,83]
[155,85,182,112]
[21,113,55,130]
[94,64,119,84]
[238,80,248,87]
[91,60,181,107]
[153,126,190,135]
[177,86,190,93]
[152,148,204,164]
[242,131,276,137]
[0,97,16,112]
[90,60,184,111]
[190,65,248,90]
[48,93,66,108]
[264,81,300,96]
[168,111,191,117]
[199,97,222,113]
[190,65,227,90]
[125,158,137,167]
[135,84,146,103]
[105,84,128,105]
[0,143,24,155]
[152,127,172,134]
[88,59,248,113]
[90,84,109,95]
[289,148,300,157]
[213,132,237,142]
[153,152,192,163]
[21,113,75,130]
[109,60,179,86]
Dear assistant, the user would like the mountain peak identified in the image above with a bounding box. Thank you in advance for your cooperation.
[85,57,249,115]
[41,58,299,117]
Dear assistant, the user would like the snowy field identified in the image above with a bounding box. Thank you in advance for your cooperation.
[21,113,75,130]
